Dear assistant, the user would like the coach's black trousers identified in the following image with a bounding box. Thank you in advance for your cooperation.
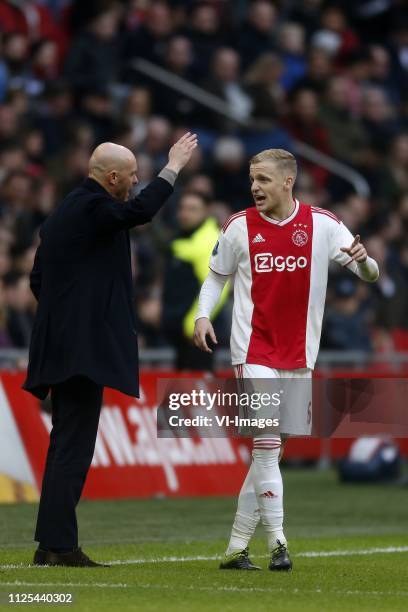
[34,376,103,549]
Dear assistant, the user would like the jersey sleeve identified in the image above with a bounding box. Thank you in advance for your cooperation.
[329,220,360,274]
[209,230,239,275]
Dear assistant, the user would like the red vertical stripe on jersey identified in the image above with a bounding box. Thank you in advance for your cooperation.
[246,204,313,369]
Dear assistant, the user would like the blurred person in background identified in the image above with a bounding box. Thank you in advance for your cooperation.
[0,143,27,183]
[123,86,152,148]
[33,81,74,156]
[343,194,372,234]
[182,1,224,80]
[123,0,174,74]
[202,47,253,128]
[184,173,214,200]
[295,47,333,95]
[0,171,43,252]
[387,19,408,100]
[212,136,251,212]
[152,35,197,124]
[341,48,372,116]
[48,143,90,198]
[293,169,325,207]
[368,44,400,104]
[278,21,307,92]
[235,0,277,71]
[320,76,369,166]
[321,276,372,352]
[30,38,60,89]
[284,87,331,187]
[64,3,122,93]
[3,270,35,348]
[0,99,22,141]
[318,3,360,65]
[360,86,401,154]
[141,116,172,171]
[78,86,116,144]
[244,52,285,125]
[378,133,408,208]
[162,189,228,370]
[287,0,324,39]
[2,31,30,84]
[364,235,408,344]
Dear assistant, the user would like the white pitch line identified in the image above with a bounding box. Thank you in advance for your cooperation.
[108,554,222,566]
[109,545,408,566]
[297,545,408,558]
[1,545,408,570]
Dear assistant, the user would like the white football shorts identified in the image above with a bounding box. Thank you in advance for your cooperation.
[234,363,312,436]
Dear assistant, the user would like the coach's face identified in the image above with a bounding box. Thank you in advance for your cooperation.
[250,162,292,213]
[109,156,138,201]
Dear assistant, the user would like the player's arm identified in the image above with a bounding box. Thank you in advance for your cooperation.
[330,222,379,282]
[194,270,229,353]
[194,226,239,353]
[340,234,379,282]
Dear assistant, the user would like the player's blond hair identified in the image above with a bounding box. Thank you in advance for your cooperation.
[250,149,297,180]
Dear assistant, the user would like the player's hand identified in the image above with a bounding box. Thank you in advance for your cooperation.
[340,234,367,263]
[166,132,198,174]
[194,317,218,353]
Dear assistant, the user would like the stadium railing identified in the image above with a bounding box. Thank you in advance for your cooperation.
[1,347,408,371]
[130,58,371,198]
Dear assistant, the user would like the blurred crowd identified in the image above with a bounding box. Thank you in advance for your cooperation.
[0,0,407,362]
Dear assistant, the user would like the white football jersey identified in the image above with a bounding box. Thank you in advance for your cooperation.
[210,200,363,369]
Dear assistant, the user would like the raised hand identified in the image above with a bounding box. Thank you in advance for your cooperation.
[194,317,218,353]
[166,132,198,174]
[340,234,367,263]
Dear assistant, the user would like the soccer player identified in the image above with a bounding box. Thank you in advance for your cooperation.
[193,149,379,571]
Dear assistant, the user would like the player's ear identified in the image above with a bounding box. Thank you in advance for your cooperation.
[283,176,293,191]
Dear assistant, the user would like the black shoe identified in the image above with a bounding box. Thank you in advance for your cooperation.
[219,547,261,570]
[268,540,292,571]
[45,547,110,567]
[33,548,48,566]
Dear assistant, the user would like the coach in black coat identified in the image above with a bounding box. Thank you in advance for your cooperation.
[24,134,197,567]
[24,166,170,400]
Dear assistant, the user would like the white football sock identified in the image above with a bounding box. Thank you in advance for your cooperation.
[252,438,286,551]
[226,461,260,555]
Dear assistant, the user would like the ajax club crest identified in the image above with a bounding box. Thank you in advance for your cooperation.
[292,223,308,247]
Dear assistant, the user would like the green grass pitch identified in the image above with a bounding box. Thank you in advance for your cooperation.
[1,468,408,611]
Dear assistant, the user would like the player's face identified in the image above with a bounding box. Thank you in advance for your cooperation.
[249,162,289,212]
[114,157,139,201]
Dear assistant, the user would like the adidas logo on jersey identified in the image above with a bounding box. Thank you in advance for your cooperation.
[252,233,266,244]
[260,490,277,498]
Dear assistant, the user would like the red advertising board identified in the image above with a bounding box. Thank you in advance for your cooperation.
[0,371,250,499]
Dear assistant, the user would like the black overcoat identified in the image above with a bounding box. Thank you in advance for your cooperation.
[23,176,173,399]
